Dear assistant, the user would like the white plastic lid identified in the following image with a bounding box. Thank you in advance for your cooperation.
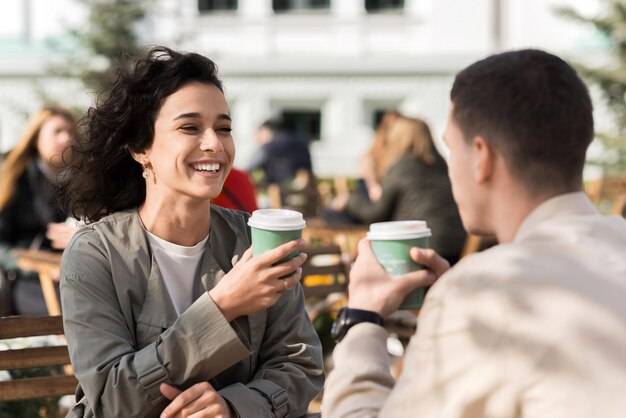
[367,220,431,240]
[247,209,306,231]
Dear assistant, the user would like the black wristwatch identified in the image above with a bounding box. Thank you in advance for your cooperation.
[331,307,384,343]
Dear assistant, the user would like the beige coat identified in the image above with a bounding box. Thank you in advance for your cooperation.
[324,192,626,418]
[60,206,323,418]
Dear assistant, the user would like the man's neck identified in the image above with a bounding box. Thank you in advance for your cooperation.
[490,183,563,244]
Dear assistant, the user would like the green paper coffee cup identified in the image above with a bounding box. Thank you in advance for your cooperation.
[248,209,306,263]
[367,220,431,310]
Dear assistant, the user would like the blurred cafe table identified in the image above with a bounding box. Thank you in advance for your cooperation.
[302,217,368,260]
[11,249,63,316]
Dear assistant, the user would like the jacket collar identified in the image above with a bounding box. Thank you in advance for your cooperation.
[134,206,251,330]
[514,191,597,243]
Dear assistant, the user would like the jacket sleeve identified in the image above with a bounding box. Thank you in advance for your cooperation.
[60,230,251,417]
[322,323,394,418]
[345,168,401,224]
[219,284,325,418]
[0,203,18,272]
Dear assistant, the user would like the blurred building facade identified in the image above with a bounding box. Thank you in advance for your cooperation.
[0,0,600,175]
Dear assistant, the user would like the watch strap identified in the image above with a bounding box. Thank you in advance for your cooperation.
[331,307,384,343]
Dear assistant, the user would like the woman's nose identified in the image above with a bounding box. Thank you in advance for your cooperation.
[200,129,224,152]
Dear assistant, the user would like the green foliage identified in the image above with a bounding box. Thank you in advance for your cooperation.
[48,0,149,100]
[557,0,626,173]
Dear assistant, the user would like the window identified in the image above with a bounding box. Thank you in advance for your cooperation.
[273,0,330,13]
[198,0,237,13]
[364,100,402,130]
[281,110,322,141]
[365,0,404,13]
[372,109,390,130]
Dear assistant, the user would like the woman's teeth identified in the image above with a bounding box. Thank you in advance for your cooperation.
[192,163,220,173]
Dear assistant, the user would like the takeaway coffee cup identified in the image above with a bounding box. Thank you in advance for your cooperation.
[248,209,306,262]
[367,220,432,310]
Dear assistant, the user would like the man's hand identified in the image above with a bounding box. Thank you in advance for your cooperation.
[347,239,450,318]
[160,382,234,418]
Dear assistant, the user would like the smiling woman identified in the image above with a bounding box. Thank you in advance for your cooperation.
[60,47,323,418]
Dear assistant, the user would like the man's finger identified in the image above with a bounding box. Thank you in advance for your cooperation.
[395,269,437,295]
[409,247,450,278]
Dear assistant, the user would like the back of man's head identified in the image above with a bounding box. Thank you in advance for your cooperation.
[450,49,594,194]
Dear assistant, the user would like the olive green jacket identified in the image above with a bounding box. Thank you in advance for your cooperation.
[60,206,323,418]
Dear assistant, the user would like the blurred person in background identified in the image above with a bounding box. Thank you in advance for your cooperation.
[212,167,258,214]
[0,106,78,316]
[61,47,322,418]
[247,118,313,187]
[359,109,402,202]
[332,116,466,265]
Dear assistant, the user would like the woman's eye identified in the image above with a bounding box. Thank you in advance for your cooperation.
[180,125,199,132]
[216,127,232,133]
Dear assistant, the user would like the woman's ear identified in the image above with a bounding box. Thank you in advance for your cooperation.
[472,136,494,184]
[130,149,148,165]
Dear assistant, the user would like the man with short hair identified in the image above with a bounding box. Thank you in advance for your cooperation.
[323,49,626,418]
[247,118,313,186]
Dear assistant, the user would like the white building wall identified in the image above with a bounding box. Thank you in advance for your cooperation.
[0,0,604,176]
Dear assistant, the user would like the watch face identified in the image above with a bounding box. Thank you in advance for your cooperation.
[330,308,347,343]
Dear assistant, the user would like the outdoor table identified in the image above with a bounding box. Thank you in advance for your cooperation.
[303,218,368,259]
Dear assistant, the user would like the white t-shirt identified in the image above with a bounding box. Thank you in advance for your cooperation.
[146,231,209,316]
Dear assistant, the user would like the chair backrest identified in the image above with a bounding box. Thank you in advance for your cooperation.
[268,170,321,217]
[612,193,626,217]
[301,245,348,298]
[585,174,626,212]
[0,315,77,402]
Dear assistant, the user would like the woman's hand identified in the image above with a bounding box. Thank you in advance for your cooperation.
[160,382,233,418]
[209,239,307,321]
[46,222,79,250]
[331,193,350,212]
[367,182,383,202]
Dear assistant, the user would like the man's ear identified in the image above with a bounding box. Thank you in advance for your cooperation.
[472,136,494,184]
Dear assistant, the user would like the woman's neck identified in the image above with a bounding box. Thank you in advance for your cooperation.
[36,158,59,181]
[138,195,211,246]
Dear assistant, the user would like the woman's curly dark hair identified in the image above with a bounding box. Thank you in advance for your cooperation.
[65,46,224,222]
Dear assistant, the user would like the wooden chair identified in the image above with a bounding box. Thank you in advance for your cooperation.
[612,193,626,217]
[301,245,349,299]
[302,219,368,260]
[585,174,626,213]
[267,170,321,218]
[12,249,63,316]
[0,315,77,402]
[460,234,482,258]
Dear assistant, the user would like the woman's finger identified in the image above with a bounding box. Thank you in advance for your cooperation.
[274,267,303,293]
[233,247,254,268]
[160,383,182,401]
[257,239,305,266]
[161,382,214,418]
[265,252,307,279]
